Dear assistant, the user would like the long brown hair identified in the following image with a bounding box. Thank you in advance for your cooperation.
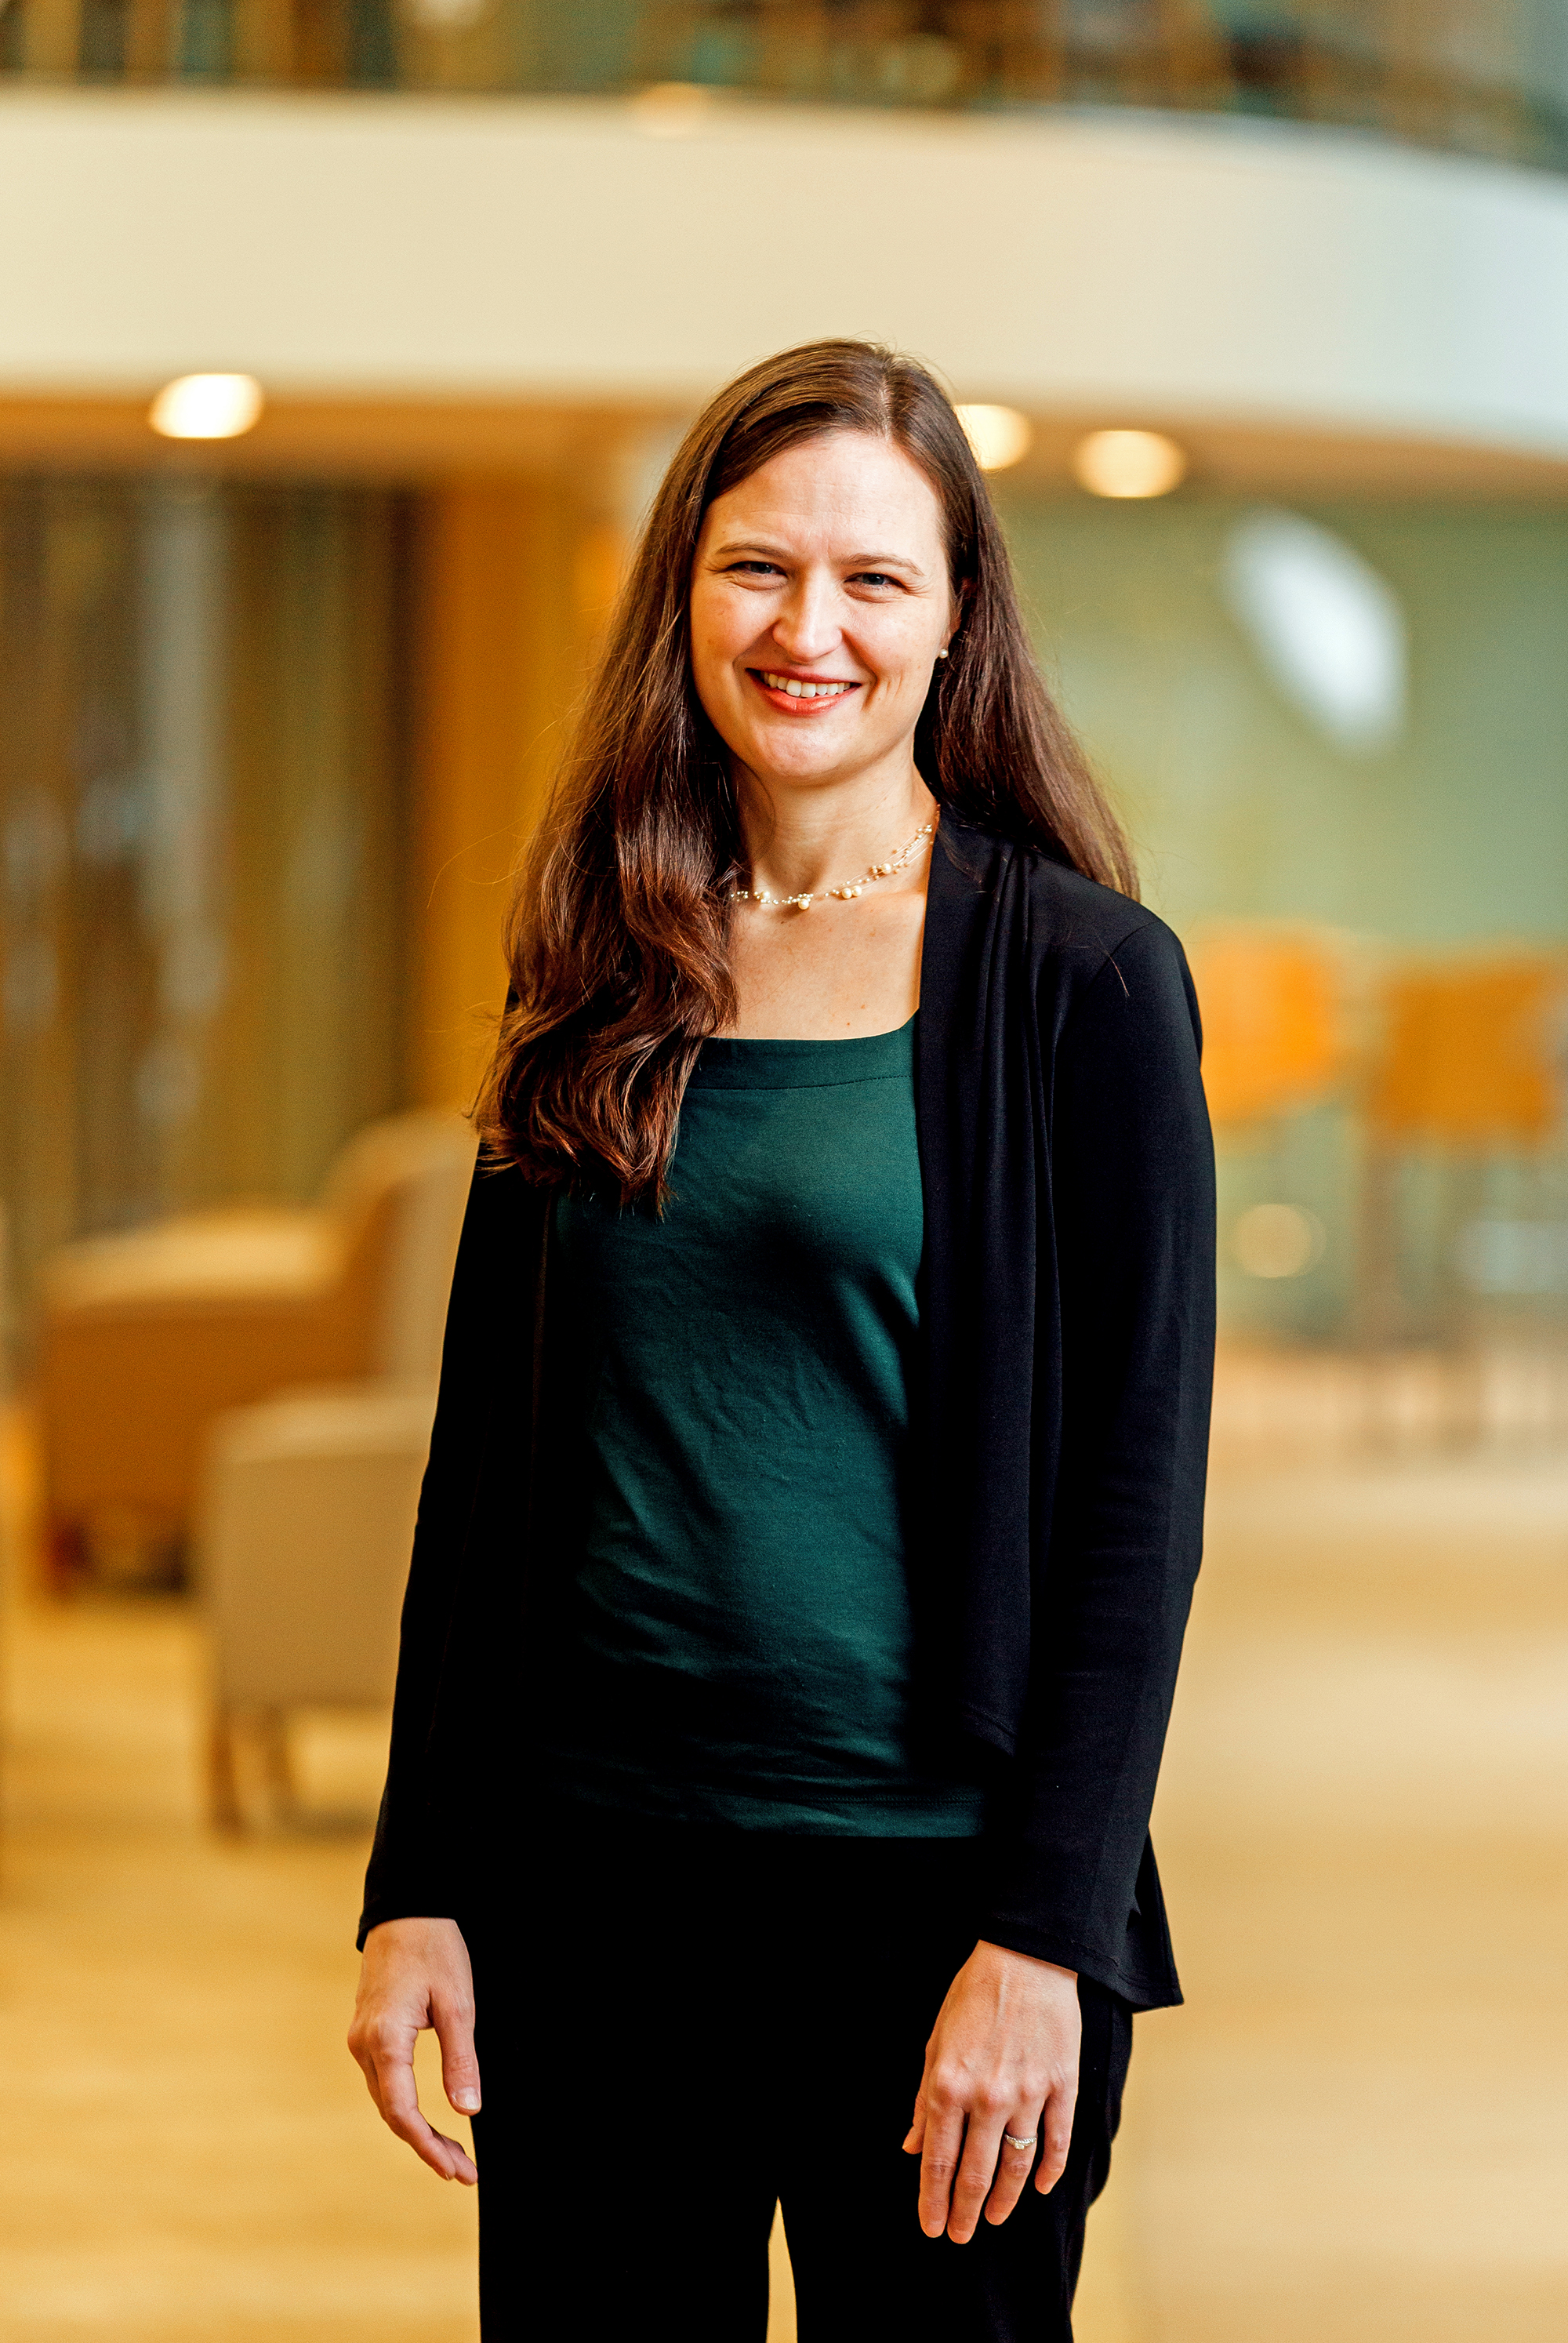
[475,339,1135,1198]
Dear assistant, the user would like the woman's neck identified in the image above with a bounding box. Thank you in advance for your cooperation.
[736,763,939,902]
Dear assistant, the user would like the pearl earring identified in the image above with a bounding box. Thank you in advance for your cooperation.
[936,647,949,660]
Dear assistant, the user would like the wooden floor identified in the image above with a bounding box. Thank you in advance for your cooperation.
[0,1600,481,2343]
[1126,1451,1568,2341]
[2,1419,1565,2339]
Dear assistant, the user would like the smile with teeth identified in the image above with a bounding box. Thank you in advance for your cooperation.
[757,672,857,700]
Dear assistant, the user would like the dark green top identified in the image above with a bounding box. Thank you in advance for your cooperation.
[542,1017,986,1834]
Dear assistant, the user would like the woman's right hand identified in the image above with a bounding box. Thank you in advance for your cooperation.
[348,1916,481,2183]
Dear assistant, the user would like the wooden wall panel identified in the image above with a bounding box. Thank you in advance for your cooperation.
[410,478,615,1107]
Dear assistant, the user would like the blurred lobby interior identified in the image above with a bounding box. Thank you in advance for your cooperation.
[2,5,1568,2338]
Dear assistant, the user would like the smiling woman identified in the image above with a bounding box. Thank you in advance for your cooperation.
[347,341,1215,2343]
[466,342,1134,1190]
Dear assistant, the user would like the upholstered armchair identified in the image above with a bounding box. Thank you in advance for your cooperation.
[37,1111,474,1582]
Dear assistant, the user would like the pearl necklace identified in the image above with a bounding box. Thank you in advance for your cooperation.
[728,823,934,913]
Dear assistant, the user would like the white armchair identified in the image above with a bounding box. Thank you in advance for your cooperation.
[201,1384,437,1829]
[196,1119,473,1828]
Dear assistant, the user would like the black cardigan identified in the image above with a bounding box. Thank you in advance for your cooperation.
[360,814,1216,2008]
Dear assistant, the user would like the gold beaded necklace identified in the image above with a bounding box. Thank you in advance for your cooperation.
[727,821,935,914]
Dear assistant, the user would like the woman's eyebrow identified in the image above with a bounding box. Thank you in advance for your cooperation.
[710,538,792,559]
[710,536,926,576]
[845,550,925,576]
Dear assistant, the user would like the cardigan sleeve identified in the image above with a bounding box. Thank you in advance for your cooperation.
[357,1154,543,1948]
[978,917,1215,2001]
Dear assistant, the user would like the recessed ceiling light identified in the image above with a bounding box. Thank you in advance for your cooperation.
[149,373,264,441]
[402,0,493,25]
[956,404,1033,473]
[631,82,714,136]
[1072,428,1186,499]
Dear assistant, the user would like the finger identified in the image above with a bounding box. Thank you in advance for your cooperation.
[1033,2069,1080,2197]
[349,2032,386,2112]
[349,2011,416,2119]
[902,2076,929,2156]
[984,2110,1045,2228]
[917,2105,967,2238]
[946,2111,1007,2245]
[429,2126,479,2185]
[433,1985,482,2117]
[374,2046,476,2183]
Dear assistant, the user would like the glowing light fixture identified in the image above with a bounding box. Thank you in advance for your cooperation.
[403,0,493,24]
[1222,508,1406,755]
[1232,1202,1324,1280]
[956,404,1033,473]
[632,82,714,135]
[149,373,264,441]
[1072,428,1186,499]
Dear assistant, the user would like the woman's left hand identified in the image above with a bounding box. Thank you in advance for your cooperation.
[902,1940,1081,2242]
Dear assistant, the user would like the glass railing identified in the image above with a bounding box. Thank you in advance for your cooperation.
[2,1,1566,175]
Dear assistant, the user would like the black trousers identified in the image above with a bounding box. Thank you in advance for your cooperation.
[467,1815,1131,2342]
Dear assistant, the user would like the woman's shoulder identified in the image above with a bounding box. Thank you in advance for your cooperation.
[998,841,1204,1077]
[941,812,1187,992]
[1022,848,1168,961]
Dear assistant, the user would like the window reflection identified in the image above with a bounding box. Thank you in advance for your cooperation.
[11,2,1568,175]
[0,478,413,1350]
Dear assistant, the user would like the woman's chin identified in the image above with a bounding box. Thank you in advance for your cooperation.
[734,724,891,789]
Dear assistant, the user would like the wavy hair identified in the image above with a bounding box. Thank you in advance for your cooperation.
[474,338,1135,1197]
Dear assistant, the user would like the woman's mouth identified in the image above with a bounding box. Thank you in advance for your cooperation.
[749,670,861,712]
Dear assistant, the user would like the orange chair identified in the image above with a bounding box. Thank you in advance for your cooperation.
[1357,953,1568,1348]
[1186,926,1353,1128]
[1367,957,1567,1147]
[36,1112,472,1580]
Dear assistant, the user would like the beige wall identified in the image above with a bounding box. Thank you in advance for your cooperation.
[3,91,1568,462]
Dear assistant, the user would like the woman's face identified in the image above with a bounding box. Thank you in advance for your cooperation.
[688,430,956,798]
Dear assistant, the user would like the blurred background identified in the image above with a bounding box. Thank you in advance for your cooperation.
[2,9,1566,2341]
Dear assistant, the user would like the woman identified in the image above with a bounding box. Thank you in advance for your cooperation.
[350,340,1214,2341]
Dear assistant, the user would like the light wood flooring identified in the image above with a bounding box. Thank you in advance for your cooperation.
[2,1415,1564,2340]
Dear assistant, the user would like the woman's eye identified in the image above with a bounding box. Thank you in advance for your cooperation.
[728,561,783,579]
[851,572,899,590]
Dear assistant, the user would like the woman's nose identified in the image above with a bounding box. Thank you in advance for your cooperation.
[771,583,840,663]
